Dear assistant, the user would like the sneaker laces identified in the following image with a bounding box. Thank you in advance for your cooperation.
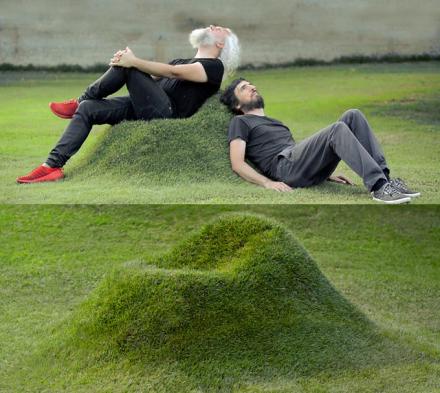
[391,178,407,188]
[383,183,400,196]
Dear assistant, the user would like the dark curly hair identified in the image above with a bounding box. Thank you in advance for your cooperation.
[219,77,246,114]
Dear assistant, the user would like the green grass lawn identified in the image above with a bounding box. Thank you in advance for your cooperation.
[1,62,439,203]
[1,206,439,392]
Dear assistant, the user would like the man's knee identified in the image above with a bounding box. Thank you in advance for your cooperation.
[76,99,100,122]
[327,122,355,152]
[332,121,351,135]
[77,100,94,114]
[125,67,149,80]
[340,108,364,122]
[329,121,352,142]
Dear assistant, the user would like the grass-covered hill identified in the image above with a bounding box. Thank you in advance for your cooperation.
[72,95,237,184]
[58,215,409,391]
[2,206,439,392]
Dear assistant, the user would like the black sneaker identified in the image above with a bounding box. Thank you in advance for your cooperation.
[372,182,411,204]
[390,178,420,198]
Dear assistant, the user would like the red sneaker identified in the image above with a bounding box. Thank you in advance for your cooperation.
[49,99,79,119]
[16,165,64,184]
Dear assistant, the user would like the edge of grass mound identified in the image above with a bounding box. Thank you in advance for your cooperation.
[63,215,409,386]
[73,95,237,184]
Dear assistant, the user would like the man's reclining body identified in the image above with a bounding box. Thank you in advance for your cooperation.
[220,78,420,204]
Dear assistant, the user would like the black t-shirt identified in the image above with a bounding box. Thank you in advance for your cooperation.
[157,58,224,118]
[228,114,295,177]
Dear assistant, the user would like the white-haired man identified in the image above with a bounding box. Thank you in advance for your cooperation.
[17,25,240,183]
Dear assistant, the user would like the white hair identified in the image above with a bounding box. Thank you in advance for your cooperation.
[219,31,241,78]
[189,28,241,79]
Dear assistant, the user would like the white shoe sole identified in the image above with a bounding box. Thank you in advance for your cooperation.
[372,196,411,204]
[402,192,421,198]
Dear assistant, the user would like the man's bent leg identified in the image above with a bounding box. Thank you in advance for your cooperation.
[50,67,170,121]
[46,97,134,168]
[51,67,132,120]
[279,122,387,191]
[276,125,340,188]
[79,67,173,121]
[339,109,389,177]
[125,68,173,120]
[78,67,128,102]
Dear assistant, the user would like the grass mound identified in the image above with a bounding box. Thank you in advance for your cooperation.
[73,95,237,184]
[64,215,405,389]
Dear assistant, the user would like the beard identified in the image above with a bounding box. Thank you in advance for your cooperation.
[240,95,265,113]
[189,28,215,48]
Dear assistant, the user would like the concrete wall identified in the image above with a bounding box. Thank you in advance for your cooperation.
[1,0,440,66]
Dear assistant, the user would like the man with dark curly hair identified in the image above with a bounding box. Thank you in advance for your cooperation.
[220,78,420,204]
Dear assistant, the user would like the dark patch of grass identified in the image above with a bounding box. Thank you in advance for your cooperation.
[370,94,440,128]
[59,215,411,391]
[0,63,108,73]
[241,54,440,70]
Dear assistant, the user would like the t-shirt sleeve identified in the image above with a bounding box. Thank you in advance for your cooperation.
[197,59,224,85]
[228,116,251,143]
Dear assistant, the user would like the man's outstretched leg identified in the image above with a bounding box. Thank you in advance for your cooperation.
[17,96,134,183]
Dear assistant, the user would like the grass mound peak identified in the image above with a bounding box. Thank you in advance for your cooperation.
[65,215,406,388]
[74,95,236,184]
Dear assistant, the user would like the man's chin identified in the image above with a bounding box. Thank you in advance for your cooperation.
[241,99,264,113]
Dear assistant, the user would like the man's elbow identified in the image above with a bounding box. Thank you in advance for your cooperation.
[169,66,182,79]
[230,161,243,174]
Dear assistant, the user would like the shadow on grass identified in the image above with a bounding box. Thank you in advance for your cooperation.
[369,94,440,128]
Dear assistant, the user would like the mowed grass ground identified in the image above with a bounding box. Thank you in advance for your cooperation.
[0,206,439,392]
[1,62,439,203]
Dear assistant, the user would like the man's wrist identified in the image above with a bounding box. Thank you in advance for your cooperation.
[261,178,271,188]
[131,56,140,69]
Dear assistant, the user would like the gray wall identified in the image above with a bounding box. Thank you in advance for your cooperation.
[1,0,440,66]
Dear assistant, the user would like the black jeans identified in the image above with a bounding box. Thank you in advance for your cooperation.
[46,67,174,168]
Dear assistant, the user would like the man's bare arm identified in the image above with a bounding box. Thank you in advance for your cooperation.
[230,139,292,192]
[109,47,208,83]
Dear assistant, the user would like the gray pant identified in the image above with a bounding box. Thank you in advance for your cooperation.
[275,109,389,191]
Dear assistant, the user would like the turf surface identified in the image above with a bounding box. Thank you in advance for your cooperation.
[1,62,439,203]
[1,206,439,392]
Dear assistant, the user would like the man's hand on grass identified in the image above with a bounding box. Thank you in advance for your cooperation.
[109,47,136,68]
[263,180,293,192]
[328,174,354,185]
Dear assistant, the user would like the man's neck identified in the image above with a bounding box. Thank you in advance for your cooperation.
[194,45,220,59]
[243,108,265,116]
